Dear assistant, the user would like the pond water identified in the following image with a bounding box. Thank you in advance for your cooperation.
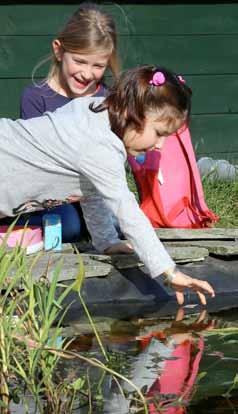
[9,304,238,414]
[55,305,238,414]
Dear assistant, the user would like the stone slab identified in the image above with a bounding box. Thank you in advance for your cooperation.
[18,244,209,283]
[156,228,238,240]
[111,246,208,268]
[25,252,113,282]
[167,246,209,262]
[165,240,238,257]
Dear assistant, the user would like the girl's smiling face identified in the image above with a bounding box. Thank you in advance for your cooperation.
[51,40,110,97]
[123,112,185,156]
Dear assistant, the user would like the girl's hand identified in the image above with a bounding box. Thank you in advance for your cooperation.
[104,242,134,255]
[167,270,215,306]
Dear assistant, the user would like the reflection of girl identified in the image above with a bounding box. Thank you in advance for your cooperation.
[104,310,214,414]
[145,336,204,413]
[136,309,214,413]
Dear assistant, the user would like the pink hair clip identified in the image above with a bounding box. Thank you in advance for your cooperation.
[149,71,166,86]
[178,75,186,84]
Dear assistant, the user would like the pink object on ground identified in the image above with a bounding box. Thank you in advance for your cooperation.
[128,126,219,228]
[0,225,43,254]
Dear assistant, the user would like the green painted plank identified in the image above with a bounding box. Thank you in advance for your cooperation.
[1,4,238,35]
[123,35,238,74]
[1,75,238,115]
[0,1,237,163]
[0,37,52,77]
[0,81,237,162]
[0,5,80,36]
[1,74,238,116]
[187,75,238,114]
[1,35,238,77]
[1,74,238,118]
[190,114,238,161]
[0,79,31,118]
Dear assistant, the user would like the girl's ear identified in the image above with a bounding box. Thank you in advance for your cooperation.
[52,39,64,61]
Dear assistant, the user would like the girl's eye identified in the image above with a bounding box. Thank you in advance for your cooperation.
[74,59,85,64]
[94,65,106,69]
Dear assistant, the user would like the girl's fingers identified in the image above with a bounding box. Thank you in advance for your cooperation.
[171,271,215,305]
[175,290,184,305]
[175,306,185,321]
[196,290,207,306]
[192,279,215,298]
[175,288,206,305]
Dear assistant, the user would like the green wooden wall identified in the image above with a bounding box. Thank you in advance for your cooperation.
[1,2,238,161]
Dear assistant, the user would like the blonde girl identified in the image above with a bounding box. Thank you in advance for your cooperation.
[5,2,128,252]
[21,2,120,117]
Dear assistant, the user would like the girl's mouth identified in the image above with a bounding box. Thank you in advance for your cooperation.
[73,77,92,89]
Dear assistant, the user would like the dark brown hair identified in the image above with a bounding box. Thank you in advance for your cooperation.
[90,65,192,138]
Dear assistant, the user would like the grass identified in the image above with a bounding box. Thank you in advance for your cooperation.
[202,178,238,228]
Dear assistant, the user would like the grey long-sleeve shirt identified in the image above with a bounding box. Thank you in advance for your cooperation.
[0,97,175,278]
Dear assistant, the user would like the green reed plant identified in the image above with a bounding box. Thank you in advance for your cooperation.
[13,253,96,413]
[0,224,33,412]
[11,265,74,412]
[0,232,148,413]
[0,226,85,412]
[71,248,148,413]
[72,247,109,362]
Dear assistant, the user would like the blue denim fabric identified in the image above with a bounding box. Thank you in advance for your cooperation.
[0,204,82,243]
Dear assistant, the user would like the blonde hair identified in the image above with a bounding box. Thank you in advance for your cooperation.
[47,3,119,82]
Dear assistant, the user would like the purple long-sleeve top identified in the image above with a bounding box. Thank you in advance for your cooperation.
[20,82,108,119]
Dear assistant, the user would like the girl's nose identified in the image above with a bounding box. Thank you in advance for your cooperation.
[81,67,93,81]
[154,136,166,150]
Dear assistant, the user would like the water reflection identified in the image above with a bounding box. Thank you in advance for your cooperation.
[103,308,215,414]
[61,307,238,414]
